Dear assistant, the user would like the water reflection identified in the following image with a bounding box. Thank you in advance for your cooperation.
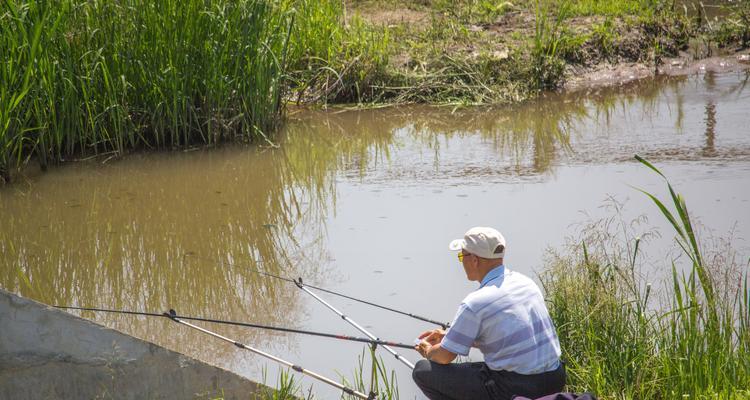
[285,71,749,185]
[0,147,339,361]
[704,73,718,157]
[1,70,749,383]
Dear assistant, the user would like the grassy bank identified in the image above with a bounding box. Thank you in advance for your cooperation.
[541,157,750,398]
[2,1,748,182]
[334,0,750,104]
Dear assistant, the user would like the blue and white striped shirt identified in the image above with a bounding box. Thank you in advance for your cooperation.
[441,265,561,374]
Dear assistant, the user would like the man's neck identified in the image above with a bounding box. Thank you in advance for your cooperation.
[476,262,504,283]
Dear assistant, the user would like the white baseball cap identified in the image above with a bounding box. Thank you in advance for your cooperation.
[449,227,506,259]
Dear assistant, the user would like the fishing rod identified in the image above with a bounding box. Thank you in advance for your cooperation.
[294,278,416,370]
[54,305,414,349]
[162,309,374,400]
[185,253,450,329]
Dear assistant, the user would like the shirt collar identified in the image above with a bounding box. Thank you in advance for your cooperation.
[479,265,505,288]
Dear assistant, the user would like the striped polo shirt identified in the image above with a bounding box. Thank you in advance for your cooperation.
[441,265,561,374]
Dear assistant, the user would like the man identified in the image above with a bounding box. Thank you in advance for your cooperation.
[412,227,565,400]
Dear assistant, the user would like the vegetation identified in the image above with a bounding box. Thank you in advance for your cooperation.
[251,348,399,400]
[2,0,749,181]
[541,156,750,399]
[0,0,294,181]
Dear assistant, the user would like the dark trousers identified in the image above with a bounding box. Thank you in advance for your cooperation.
[412,360,566,400]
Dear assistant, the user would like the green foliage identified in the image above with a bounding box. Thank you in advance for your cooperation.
[282,0,390,104]
[531,0,570,90]
[710,1,750,49]
[0,0,296,181]
[565,0,659,18]
[255,368,308,400]
[541,156,750,398]
[345,347,399,400]
[591,18,617,60]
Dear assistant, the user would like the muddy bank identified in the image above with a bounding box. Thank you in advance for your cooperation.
[565,50,750,90]
[321,1,750,104]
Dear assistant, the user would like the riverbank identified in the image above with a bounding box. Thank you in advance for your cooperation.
[1,0,748,183]
[2,70,749,398]
[288,0,750,119]
[299,0,750,104]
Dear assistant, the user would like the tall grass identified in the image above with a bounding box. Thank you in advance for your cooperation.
[531,0,571,90]
[0,0,296,182]
[281,0,390,104]
[541,156,750,398]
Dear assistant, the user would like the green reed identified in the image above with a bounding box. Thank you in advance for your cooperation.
[541,156,750,398]
[0,0,296,181]
[252,347,399,400]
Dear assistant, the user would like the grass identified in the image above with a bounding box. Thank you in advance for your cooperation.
[1,0,291,180]
[251,347,399,400]
[707,1,750,50]
[338,0,696,104]
[4,0,745,181]
[0,0,393,182]
[540,156,750,398]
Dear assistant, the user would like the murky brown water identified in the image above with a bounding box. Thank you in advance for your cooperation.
[2,71,749,399]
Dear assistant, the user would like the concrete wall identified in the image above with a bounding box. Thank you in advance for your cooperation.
[0,289,266,399]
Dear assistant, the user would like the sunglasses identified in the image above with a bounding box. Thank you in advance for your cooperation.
[457,252,473,262]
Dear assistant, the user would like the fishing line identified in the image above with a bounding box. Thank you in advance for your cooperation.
[54,305,414,349]
[184,253,450,329]
[162,309,374,400]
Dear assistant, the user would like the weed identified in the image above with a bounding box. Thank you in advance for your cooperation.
[541,156,750,398]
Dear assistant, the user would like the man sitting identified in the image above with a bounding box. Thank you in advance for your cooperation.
[413,227,565,400]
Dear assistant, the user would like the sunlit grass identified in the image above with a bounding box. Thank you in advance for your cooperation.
[541,156,750,398]
[0,0,292,180]
[252,347,399,400]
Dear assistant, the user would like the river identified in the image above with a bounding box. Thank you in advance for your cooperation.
[1,70,749,399]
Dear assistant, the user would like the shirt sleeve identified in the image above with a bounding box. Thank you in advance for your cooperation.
[441,303,481,356]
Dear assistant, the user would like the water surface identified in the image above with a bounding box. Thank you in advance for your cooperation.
[2,71,749,399]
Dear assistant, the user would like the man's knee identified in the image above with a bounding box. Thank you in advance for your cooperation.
[412,359,433,386]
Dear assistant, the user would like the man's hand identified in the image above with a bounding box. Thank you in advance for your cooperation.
[414,329,457,364]
[415,339,432,359]
[417,328,446,345]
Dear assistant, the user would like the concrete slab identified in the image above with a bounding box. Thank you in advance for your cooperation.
[0,288,267,399]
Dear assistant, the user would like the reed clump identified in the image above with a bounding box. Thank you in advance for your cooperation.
[541,156,750,398]
[0,0,296,182]
[0,0,393,182]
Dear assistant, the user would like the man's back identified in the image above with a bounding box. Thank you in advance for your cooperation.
[442,266,561,374]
